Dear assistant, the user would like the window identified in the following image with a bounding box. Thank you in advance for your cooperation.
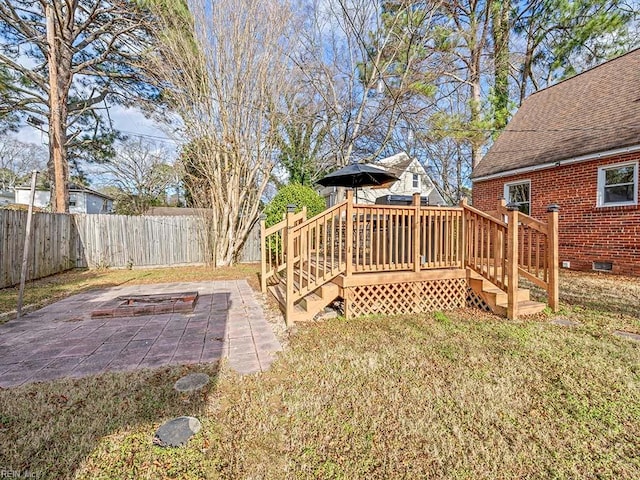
[504,180,530,215]
[412,173,420,189]
[597,162,638,207]
[69,194,77,207]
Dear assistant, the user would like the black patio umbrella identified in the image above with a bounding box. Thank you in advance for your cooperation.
[316,163,399,202]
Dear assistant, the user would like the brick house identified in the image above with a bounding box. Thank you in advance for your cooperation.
[472,48,640,276]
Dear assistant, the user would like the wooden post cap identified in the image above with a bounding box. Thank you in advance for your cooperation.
[547,204,560,212]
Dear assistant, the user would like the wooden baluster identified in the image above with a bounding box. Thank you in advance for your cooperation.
[375,210,383,270]
[426,210,431,267]
[413,194,421,272]
[345,191,354,277]
[500,224,505,283]
[459,201,467,269]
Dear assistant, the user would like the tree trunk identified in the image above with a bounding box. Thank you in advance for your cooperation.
[46,2,73,213]
[491,0,510,131]
[469,56,484,170]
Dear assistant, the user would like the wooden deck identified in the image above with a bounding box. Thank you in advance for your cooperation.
[261,192,559,325]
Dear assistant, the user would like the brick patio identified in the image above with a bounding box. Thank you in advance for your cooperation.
[0,280,282,388]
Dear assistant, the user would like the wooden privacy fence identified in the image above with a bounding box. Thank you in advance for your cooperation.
[0,210,74,289]
[73,214,211,269]
[1,210,262,289]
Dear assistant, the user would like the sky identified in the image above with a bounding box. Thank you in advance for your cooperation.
[13,105,178,151]
[9,105,180,187]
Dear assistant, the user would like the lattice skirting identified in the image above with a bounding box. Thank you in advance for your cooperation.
[466,287,492,312]
[345,278,469,318]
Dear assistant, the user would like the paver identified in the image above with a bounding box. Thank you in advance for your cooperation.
[0,280,282,387]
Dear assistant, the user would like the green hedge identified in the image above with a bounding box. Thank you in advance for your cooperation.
[264,184,326,227]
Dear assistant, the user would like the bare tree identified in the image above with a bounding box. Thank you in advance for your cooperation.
[96,138,175,215]
[293,0,443,165]
[148,0,296,266]
[0,138,47,190]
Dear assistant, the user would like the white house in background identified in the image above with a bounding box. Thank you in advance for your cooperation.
[14,184,114,214]
[320,152,446,206]
[0,190,13,206]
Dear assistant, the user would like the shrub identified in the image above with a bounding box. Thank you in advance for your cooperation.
[263,184,326,227]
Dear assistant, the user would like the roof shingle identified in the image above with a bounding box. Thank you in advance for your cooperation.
[472,48,640,179]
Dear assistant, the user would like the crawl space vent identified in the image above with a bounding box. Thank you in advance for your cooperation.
[592,261,613,272]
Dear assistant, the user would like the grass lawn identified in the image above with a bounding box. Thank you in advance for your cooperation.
[0,264,261,319]
[0,267,638,479]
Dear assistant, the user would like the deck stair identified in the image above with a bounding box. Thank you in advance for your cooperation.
[268,278,339,322]
[467,270,545,317]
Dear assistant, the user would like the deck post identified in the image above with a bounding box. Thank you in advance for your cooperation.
[506,203,519,320]
[459,198,468,268]
[498,198,507,217]
[547,204,560,312]
[413,193,421,272]
[285,204,296,327]
[345,190,354,277]
[259,214,267,293]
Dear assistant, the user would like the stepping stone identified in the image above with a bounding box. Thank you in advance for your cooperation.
[153,416,202,447]
[613,330,640,342]
[174,373,210,392]
[550,318,581,327]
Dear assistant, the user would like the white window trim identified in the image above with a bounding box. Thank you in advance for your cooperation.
[596,161,638,207]
[503,179,531,213]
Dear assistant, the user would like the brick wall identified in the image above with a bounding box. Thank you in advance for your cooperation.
[472,151,640,276]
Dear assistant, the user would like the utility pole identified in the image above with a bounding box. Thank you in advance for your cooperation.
[46,2,66,213]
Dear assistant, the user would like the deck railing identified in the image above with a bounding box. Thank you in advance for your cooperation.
[419,207,464,269]
[462,199,559,318]
[260,207,307,293]
[261,191,559,323]
[288,200,349,295]
[462,201,508,290]
[348,203,464,272]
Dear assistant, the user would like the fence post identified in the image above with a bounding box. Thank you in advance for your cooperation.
[547,204,560,313]
[285,204,296,327]
[345,190,354,277]
[506,203,519,320]
[259,214,267,293]
[459,197,468,268]
[17,170,38,319]
[413,193,421,272]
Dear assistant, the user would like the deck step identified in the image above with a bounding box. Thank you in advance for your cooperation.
[468,277,530,303]
[491,300,546,317]
[267,280,340,324]
[467,269,545,318]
